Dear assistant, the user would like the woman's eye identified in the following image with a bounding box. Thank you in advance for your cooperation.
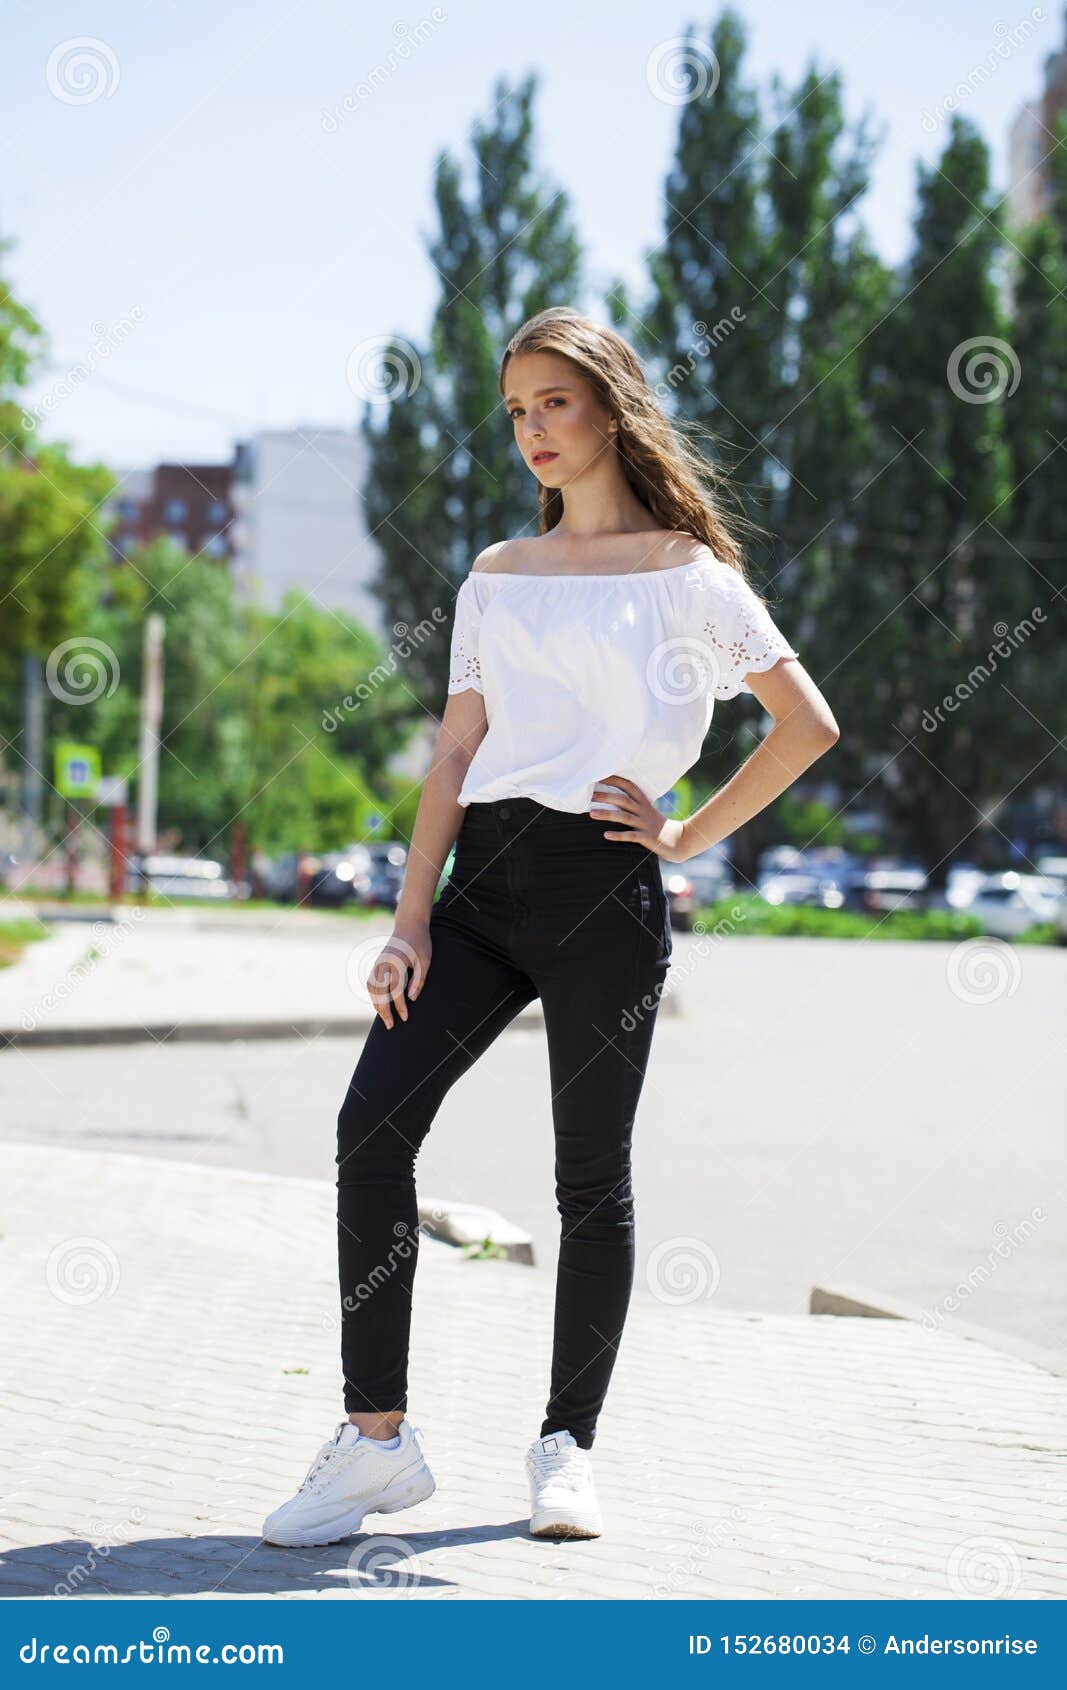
[508,397,564,419]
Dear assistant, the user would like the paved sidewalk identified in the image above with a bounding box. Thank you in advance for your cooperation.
[0,909,543,1047]
[1,1142,1065,1599]
[0,907,681,1047]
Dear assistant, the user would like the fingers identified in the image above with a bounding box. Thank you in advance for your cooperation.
[390,968,409,1025]
[367,961,398,1028]
[368,943,425,1030]
[590,787,636,816]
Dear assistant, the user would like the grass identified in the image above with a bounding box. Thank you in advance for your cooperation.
[0,916,51,970]
[685,895,998,942]
[4,888,385,916]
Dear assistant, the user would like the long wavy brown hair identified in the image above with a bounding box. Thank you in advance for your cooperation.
[498,305,759,583]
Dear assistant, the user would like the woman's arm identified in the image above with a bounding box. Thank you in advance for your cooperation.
[394,687,488,924]
[678,657,839,858]
[369,688,488,1029]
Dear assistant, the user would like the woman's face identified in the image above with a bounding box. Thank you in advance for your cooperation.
[502,349,615,488]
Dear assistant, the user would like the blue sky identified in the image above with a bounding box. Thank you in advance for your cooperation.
[1,0,1060,469]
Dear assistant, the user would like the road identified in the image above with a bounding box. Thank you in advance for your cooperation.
[3,930,1064,1360]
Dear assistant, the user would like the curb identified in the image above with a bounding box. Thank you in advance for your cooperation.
[417,1196,535,1265]
[0,1004,552,1050]
[1,982,678,1051]
[810,1281,1067,1377]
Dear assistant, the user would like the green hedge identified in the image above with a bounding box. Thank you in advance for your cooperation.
[686,896,992,941]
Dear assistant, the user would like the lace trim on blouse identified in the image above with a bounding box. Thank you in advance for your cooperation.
[447,578,484,694]
[685,561,799,698]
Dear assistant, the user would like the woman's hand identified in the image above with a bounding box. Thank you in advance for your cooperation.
[367,917,432,1029]
[589,774,690,862]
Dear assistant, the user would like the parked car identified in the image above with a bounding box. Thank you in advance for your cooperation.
[661,846,733,930]
[124,853,247,900]
[941,861,987,911]
[758,869,825,907]
[1034,854,1067,889]
[839,861,928,914]
[356,842,408,909]
[308,844,374,907]
[263,851,330,904]
[755,847,860,910]
[965,871,1064,939]
[757,845,807,877]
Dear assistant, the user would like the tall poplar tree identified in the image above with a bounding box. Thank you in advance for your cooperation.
[360,74,583,709]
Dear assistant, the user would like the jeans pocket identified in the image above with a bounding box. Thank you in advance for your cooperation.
[637,863,672,959]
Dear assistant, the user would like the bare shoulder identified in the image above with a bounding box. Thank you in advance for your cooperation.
[651,531,723,572]
[470,540,515,574]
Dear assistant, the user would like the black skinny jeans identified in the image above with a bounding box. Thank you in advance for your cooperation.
[335,795,673,1450]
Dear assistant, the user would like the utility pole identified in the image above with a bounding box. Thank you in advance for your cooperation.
[136,614,164,898]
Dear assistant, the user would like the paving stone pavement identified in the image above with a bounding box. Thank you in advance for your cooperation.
[1,1141,1065,1601]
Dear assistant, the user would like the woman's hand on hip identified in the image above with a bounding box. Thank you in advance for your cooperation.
[589,774,688,861]
[367,918,431,1028]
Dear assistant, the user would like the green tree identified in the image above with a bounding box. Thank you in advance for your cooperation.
[633,16,889,883]
[847,116,1036,885]
[0,248,115,744]
[51,537,416,857]
[998,111,1067,825]
[360,72,584,711]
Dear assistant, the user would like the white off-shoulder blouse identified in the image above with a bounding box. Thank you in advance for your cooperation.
[446,554,800,814]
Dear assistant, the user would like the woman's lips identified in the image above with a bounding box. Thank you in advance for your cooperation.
[532,451,558,464]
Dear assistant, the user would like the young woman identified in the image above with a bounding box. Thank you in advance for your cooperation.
[263,307,839,1549]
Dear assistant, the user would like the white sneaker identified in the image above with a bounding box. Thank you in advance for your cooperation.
[262,1419,435,1547]
[525,1429,602,1539]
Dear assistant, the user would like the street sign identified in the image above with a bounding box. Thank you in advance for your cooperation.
[54,741,101,798]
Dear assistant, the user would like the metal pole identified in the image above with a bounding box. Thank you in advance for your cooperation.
[136,614,165,899]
